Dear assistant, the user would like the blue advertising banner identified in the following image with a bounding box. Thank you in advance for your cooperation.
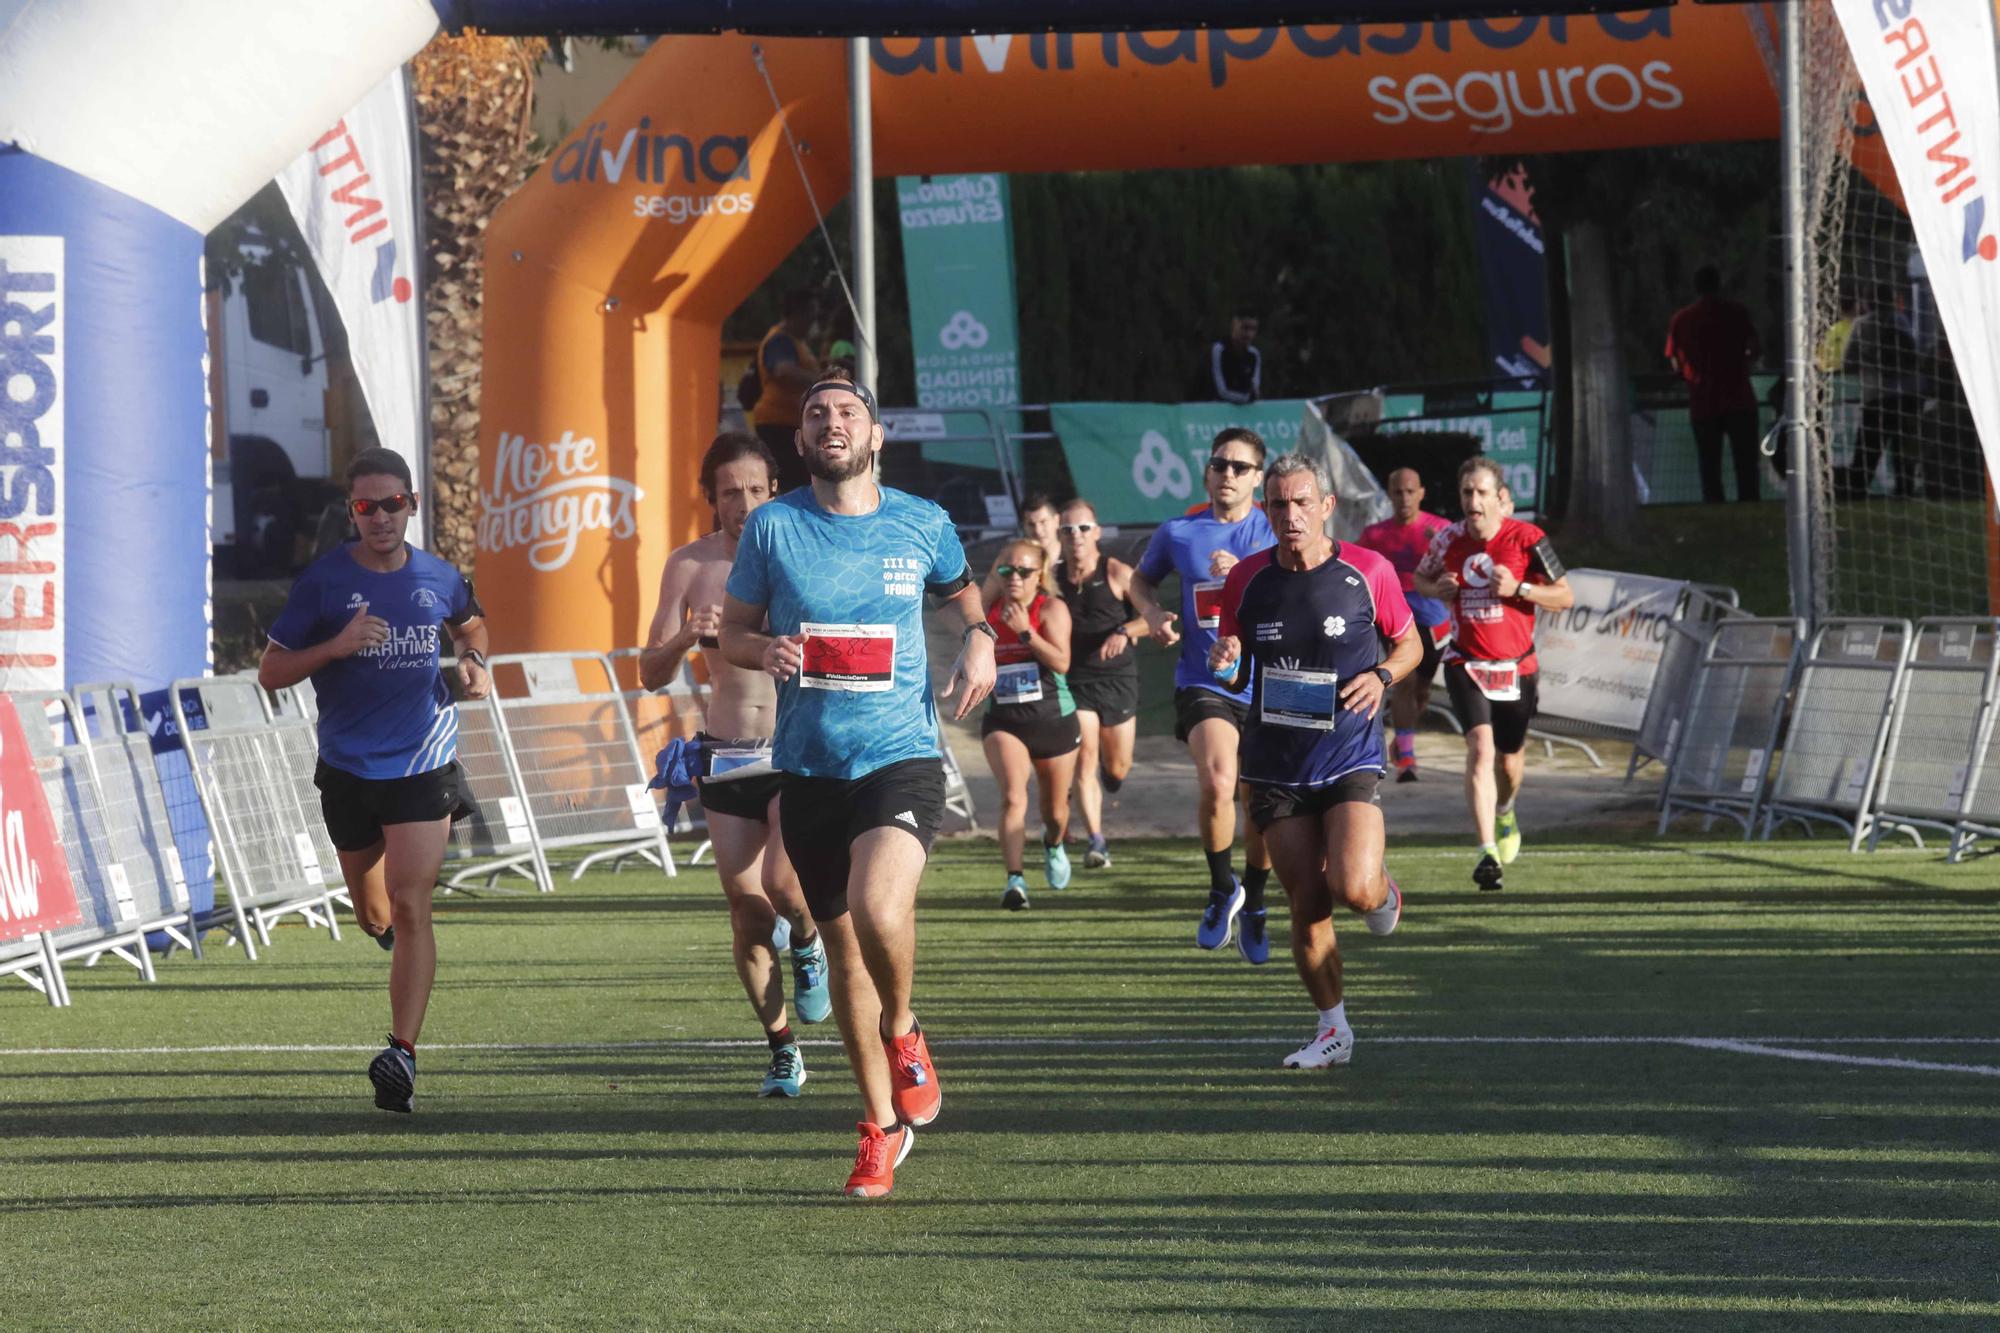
[1469,162,1551,389]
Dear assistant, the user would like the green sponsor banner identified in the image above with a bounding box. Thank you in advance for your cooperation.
[897,173,1020,469]
[1379,390,1546,507]
[1050,400,1312,525]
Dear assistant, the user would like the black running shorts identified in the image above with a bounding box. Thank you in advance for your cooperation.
[1173,686,1250,744]
[980,709,1082,761]
[697,770,783,822]
[315,759,468,853]
[1443,663,1540,755]
[1246,770,1383,832]
[1068,669,1139,727]
[779,757,945,921]
[1417,620,1447,682]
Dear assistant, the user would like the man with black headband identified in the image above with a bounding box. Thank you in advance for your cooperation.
[721,372,995,1199]
[259,447,490,1113]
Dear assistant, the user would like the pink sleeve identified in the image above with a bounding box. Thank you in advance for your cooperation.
[1367,553,1415,640]
[1218,558,1251,640]
[1414,525,1451,578]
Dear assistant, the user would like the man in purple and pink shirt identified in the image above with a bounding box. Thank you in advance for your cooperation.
[1357,468,1453,782]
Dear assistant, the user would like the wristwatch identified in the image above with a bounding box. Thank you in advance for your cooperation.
[1372,666,1393,688]
[964,621,998,644]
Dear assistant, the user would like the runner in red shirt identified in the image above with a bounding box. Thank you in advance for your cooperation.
[1357,468,1453,783]
[1414,456,1573,892]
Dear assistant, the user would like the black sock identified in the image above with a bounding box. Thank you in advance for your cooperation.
[768,1026,794,1051]
[793,929,817,953]
[390,1035,415,1058]
[1242,866,1270,913]
[1100,767,1124,794]
[1205,848,1234,896]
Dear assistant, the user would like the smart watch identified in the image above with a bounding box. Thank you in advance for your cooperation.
[1372,666,1393,688]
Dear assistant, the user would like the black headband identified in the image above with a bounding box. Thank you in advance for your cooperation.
[802,378,879,422]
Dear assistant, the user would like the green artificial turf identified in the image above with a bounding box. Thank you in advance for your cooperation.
[3,835,1996,1330]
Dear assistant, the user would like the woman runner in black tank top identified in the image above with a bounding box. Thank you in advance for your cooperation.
[1054,498,1148,869]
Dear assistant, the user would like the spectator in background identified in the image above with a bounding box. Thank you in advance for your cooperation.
[1841,286,1924,499]
[752,289,821,492]
[1200,309,1263,405]
[981,494,1062,612]
[1665,265,1763,504]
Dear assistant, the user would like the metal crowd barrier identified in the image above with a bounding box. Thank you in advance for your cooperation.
[1627,584,1743,777]
[70,682,202,958]
[1658,617,1805,838]
[1963,673,2000,860]
[1867,619,2000,860]
[13,690,159,984]
[485,653,673,882]
[171,676,344,958]
[1759,619,1912,849]
[438,657,552,894]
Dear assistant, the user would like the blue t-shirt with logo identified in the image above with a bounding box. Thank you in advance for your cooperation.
[726,486,969,780]
[267,545,479,780]
[1136,506,1276,698]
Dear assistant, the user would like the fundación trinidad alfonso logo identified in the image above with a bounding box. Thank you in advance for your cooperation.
[1132,430,1192,501]
[1323,615,1347,638]
[939,311,989,350]
[1462,553,1497,589]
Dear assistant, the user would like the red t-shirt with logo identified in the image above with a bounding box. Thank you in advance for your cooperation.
[1415,517,1553,672]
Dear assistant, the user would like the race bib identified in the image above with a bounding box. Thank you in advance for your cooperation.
[994,660,1044,706]
[1192,579,1227,631]
[1261,666,1341,730]
[1464,658,1521,702]
[800,622,895,692]
[706,743,775,782]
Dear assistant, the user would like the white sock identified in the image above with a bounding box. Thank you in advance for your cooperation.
[1480,842,1499,858]
[1317,1002,1346,1034]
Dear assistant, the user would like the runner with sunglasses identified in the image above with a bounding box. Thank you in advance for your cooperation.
[1128,427,1277,962]
[980,539,1080,911]
[1053,498,1146,869]
[259,448,489,1114]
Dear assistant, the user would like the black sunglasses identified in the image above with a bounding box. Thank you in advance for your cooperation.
[1208,458,1259,477]
[997,564,1042,578]
[351,493,414,516]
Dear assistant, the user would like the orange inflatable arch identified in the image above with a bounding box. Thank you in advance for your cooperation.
[477,7,1787,653]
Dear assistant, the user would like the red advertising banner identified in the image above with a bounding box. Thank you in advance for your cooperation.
[0,695,81,942]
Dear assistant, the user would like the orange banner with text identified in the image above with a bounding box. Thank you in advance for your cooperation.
[477,7,1783,654]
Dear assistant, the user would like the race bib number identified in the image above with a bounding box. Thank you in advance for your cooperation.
[1192,580,1227,631]
[706,744,774,782]
[994,660,1044,706]
[800,622,895,692]
[1261,666,1340,730]
[1464,658,1521,702]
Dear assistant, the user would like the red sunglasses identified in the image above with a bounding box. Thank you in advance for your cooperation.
[350,493,414,517]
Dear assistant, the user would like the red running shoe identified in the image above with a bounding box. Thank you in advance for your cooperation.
[885,1019,942,1127]
[844,1121,914,1198]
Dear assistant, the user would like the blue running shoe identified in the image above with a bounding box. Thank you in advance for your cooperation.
[1196,878,1246,950]
[1235,908,1270,965]
[790,934,831,1025]
[1084,835,1112,869]
[760,1042,806,1098]
[1001,873,1030,911]
[1044,840,1072,891]
[374,926,395,952]
[368,1038,415,1113]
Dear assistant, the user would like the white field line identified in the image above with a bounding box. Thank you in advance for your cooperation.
[2,1034,1998,1080]
[1679,1038,2000,1078]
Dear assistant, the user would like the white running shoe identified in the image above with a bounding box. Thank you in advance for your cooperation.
[1282,1026,1353,1069]
[1365,876,1402,937]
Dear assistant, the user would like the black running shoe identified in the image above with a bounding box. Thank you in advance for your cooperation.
[375,926,396,952]
[1472,854,1505,893]
[369,1038,415,1113]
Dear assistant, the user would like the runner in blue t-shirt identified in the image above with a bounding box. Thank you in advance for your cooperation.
[259,448,491,1115]
[1128,427,1278,963]
[1209,453,1423,1072]
[721,374,995,1200]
